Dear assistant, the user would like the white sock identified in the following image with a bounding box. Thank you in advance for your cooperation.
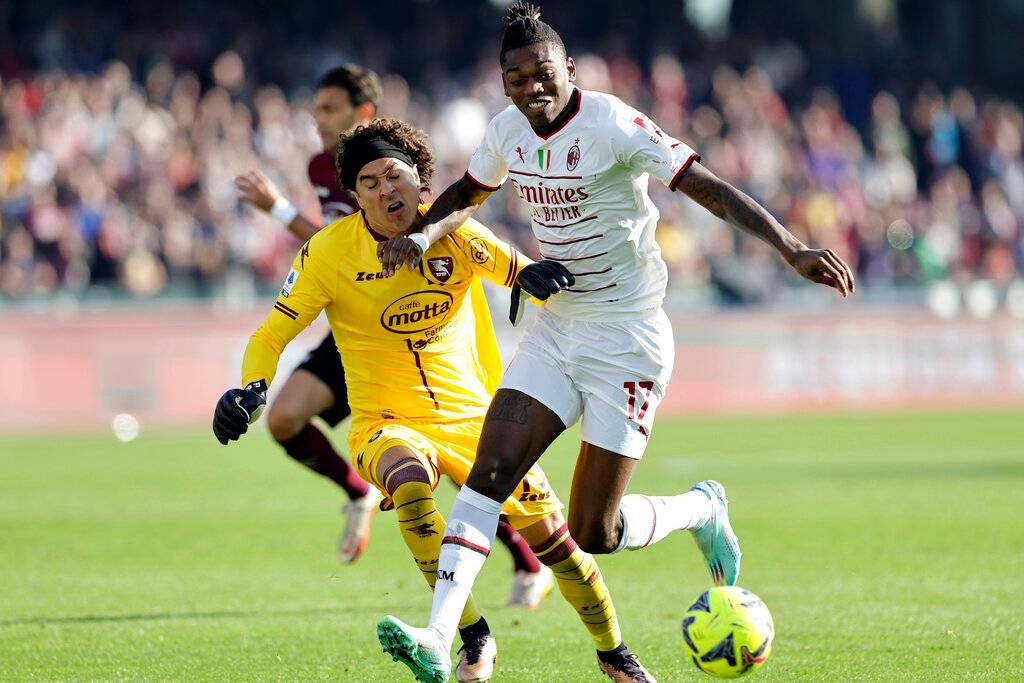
[427,486,502,651]
[614,491,713,552]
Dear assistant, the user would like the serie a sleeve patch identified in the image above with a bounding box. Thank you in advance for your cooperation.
[280,268,300,298]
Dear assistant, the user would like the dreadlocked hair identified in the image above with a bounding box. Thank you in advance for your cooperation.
[500,2,565,63]
[335,118,435,191]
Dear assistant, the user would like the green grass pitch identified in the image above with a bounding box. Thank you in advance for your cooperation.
[1,410,1022,681]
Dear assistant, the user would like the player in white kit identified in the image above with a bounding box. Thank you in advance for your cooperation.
[374,4,855,681]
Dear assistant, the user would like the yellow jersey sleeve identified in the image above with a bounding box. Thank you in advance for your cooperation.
[448,218,530,289]
[241,239,337,388]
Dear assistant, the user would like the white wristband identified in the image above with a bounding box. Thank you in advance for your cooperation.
[407,232,430,254]
[270,197,299,225]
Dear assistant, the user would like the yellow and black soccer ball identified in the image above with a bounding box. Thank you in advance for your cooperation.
[680,586,774,678]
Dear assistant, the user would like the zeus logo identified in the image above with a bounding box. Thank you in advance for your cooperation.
[437,570,455,581]
[356,271,387,281]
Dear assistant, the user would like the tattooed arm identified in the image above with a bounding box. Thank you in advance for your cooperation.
[676,162,855,297]
[377,175,493,276]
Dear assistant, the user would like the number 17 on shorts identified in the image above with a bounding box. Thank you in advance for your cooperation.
[624,380,657,440]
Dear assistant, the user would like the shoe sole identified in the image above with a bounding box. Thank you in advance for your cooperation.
[597,660,659,682]
[377,617,447,683]
[457,662,495,683]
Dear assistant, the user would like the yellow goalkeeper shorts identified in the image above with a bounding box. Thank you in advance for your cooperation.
[349,416,562,530]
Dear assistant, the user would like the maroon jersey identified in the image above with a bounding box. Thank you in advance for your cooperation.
[308,152,358,224]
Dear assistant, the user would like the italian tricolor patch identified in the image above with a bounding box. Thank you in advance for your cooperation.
[537,149,551,171]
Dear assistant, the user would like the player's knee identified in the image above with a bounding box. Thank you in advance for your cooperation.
[395,483,437,525]
[465,457,521,502]
[377,449,432,499]
[266,403,307,443]
[569,517,619,555]
[384,464,432,499]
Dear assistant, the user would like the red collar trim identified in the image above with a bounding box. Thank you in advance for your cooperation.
[361,211,389,242]
[534,88,582,141]
[361,208,427,242]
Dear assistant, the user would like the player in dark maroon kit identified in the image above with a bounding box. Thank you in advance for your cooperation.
[234,66,553,603]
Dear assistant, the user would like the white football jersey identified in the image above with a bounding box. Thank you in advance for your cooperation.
[468,88,699,321]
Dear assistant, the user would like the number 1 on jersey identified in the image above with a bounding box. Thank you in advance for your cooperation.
[624,381,654,422]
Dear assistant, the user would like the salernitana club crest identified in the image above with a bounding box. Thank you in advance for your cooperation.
[428,257,454,282]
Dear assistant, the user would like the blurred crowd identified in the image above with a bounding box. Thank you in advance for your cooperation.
[1,48,1023,301]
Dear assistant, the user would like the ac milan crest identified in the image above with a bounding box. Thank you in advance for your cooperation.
[428,257,454,282]
[567,143,581,171]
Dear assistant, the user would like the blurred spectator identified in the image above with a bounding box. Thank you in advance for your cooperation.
[1,47,1022,302]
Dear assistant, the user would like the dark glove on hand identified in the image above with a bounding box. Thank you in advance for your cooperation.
[516,260,575,300]
[509,260,576,325]
[212,381,267,445]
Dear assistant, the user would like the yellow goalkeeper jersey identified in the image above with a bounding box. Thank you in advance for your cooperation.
[241,206,526,436]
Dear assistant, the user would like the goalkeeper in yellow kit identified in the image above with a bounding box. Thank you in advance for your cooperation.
[211,119,652,682]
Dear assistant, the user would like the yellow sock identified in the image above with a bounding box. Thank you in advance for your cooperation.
[530,524,622,651]
[386,462,482,630]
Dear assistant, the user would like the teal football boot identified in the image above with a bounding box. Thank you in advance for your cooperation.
[690,480,742,586]
[377,615,451,683]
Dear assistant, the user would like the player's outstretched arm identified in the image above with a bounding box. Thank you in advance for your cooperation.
[377,175,493,276]
[677,162,855,297]
[235,170,321,242]
[213,238,332,445]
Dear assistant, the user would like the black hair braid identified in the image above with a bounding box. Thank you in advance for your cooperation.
[499,2,566,62]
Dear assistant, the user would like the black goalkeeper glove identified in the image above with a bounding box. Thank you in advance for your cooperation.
[212,380,267,445]
[509,260,575,325]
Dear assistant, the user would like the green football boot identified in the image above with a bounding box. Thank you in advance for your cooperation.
[378,615,451,683]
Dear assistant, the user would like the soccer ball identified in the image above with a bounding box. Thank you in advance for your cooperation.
[680,586,774,678]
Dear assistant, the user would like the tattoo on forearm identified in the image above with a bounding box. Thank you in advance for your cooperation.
[681,169,795,254]
[420,177,488,241]
[681,172,727,219]
[421,184,468,226]
[723,188,780,237]
[489,392,533,425]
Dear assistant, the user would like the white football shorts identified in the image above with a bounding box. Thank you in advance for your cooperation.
[500,307,674,459]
